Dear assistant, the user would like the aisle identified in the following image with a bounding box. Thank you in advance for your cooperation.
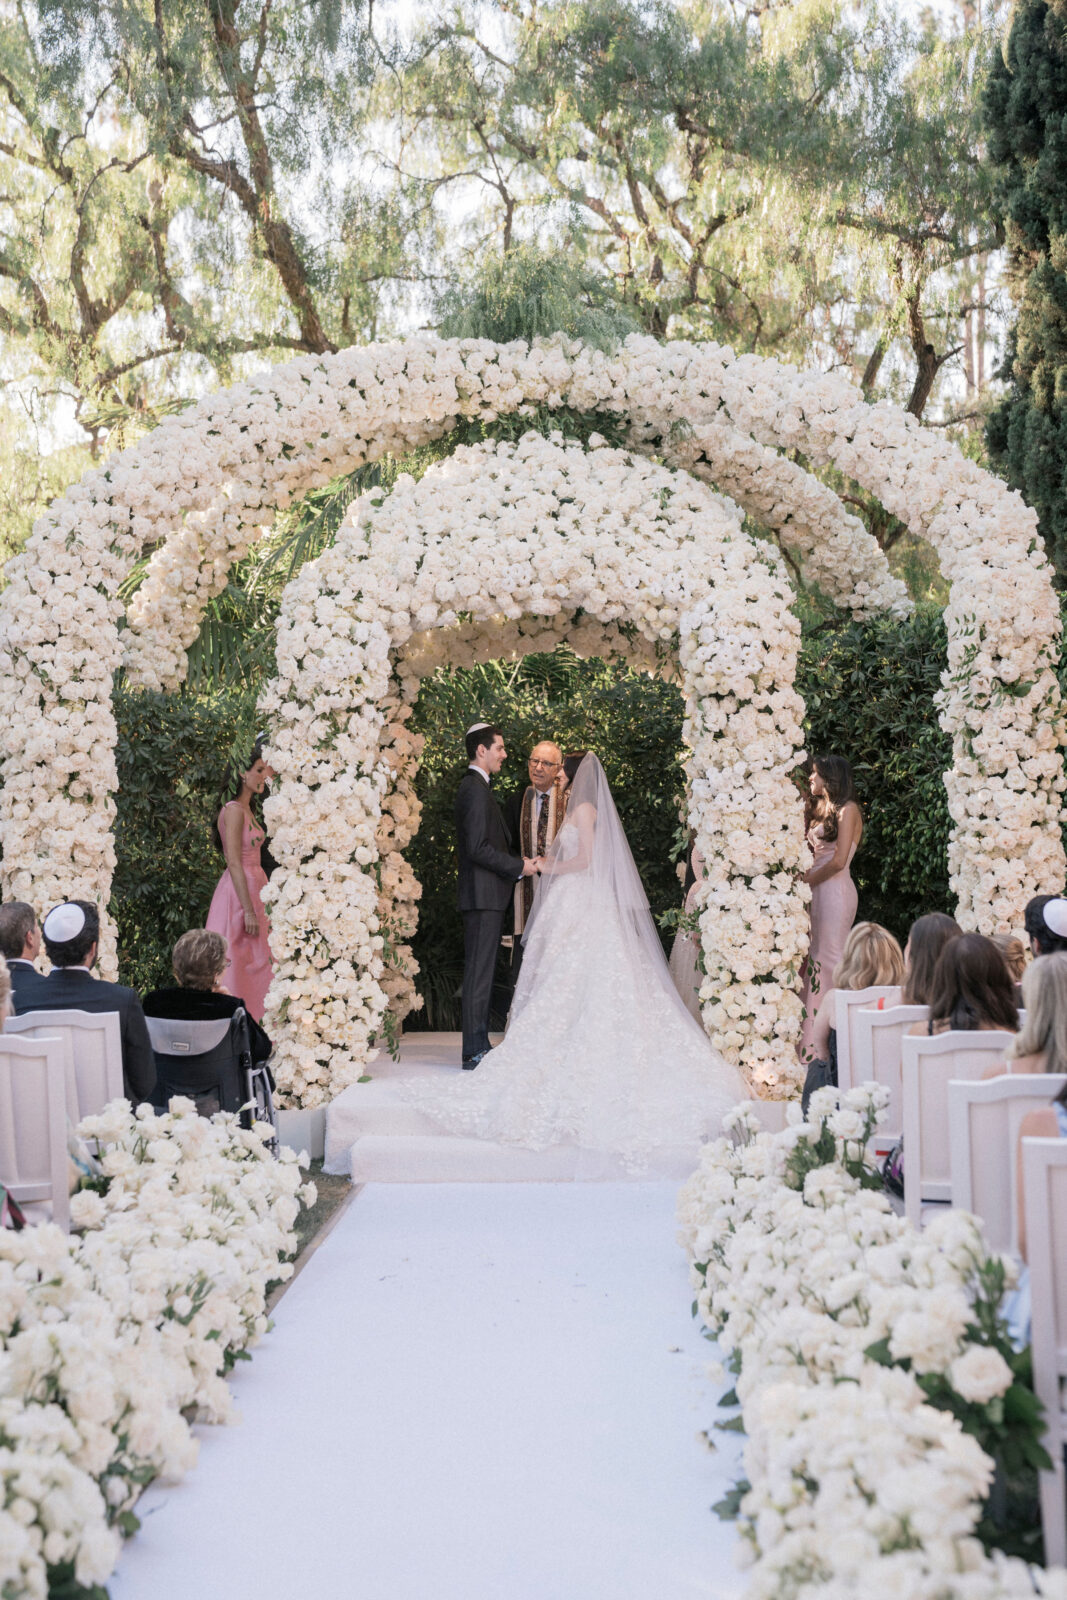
[111,1183,743,1600]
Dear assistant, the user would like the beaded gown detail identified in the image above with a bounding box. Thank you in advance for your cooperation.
[406,756,746,1170]
[799,821,858,1062]
[206,802,273,1022]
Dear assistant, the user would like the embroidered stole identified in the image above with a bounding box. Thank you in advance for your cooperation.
[513,784,564,937]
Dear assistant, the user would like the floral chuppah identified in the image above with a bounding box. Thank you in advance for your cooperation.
[258,432,808,1106]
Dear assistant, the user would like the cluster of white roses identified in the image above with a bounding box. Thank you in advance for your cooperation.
[0,1099,315,1599]
[1,331,1059,1049]
[677,1086,1066,1599]
[258,432,808,1103]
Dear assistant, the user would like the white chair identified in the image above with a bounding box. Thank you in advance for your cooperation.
[948,1073,1067,1254]
[1021,1136,1067,1566]
[901,1030,1017,1228]
[850,1003,928,1149]
[0,1035,70,1231]
[6,1010,123,1121]
[834,986,903,1092]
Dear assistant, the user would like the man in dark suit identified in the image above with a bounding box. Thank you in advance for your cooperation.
[16,901,157,1105]
[457,724,538,1067]
[0,901,48,1010]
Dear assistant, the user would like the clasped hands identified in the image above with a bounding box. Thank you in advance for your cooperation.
[521,856,547,877]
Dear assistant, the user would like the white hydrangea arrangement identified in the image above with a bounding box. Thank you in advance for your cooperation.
[677,1086,1065,1598]
[0,1100,315,1599]
[257,432,808,1104]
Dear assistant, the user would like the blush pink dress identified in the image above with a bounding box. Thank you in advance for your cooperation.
[206,802,273,1022]
[799,820,859,1064]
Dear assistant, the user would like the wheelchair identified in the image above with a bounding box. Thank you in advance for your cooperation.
[146,1007,278,1155]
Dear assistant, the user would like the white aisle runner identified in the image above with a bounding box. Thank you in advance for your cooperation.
[111,1183,743,1600]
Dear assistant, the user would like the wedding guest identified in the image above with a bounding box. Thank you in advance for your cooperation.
[909,932,1019,1039]
[206,742,273,1022]
[993,932,1028,1006]
[0,953,12,1024]
[20,901,156,1105]
[0,901,47,1009]
[1023,894,1067,957]
[798,754,863,1062]
[668,837,705,1023]
[143,929,272,1066]
[807,921,905,1085]
[998,952,1067,1077]
[900,912,962,1007]
[1017,1076,1067,1261]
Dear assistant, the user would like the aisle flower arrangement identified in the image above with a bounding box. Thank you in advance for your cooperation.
[678,1087,1064,1598]
[258,433,808,1104]
[0,1100,315,1600]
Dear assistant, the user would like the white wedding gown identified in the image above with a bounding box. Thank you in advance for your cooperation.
[405,755,747,1172]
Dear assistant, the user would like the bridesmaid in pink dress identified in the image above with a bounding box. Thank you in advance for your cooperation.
[798,754,863,1064]
[206,744,273,1022]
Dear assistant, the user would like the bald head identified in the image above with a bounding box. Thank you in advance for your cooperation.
[528,741,563,792]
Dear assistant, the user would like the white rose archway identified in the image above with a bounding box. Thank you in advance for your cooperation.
[0,335,1062,1107]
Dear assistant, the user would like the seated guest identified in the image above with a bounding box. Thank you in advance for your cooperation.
[19,901,156,1106]
[993,932,1028,1007]
[808,921,906,1080]
[0,901,48,1009]
[0,952,12,1024]
[909,931,1019,1038]
[1023,894,1067,957]
[900,912,961,1008]
[1001,951,1067,1076]
[1017,1076,1067,1262]
[143,930,272,1065]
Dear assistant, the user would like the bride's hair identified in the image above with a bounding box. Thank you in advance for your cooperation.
[563,750,590,784]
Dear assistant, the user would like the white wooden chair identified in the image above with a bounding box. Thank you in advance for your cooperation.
[6,1009,123,1121]
[901,1030,1017,1228]
[850,1003,928,1149]
[833,985,903,1092]
[0,1035,70,1231]
[1021,1136,1067,1566]
[948,1073,1067,1254]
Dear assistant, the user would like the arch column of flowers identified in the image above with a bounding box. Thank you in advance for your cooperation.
[257,433,806,1106]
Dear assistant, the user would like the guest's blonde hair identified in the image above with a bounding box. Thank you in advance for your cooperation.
[832,922,905,992]
[172,929,228,991]
[1012,952,1067,1073]
[993,933,1028,984]
[0,952,11,1023]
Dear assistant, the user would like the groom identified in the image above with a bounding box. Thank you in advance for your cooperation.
[456,723,538,1068]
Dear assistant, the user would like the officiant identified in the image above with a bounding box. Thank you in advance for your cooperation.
[505,741,568,975]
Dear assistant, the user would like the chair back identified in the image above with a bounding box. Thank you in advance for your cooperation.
[948,1073,1067,1254]
[6,1009,123,1121]
[850,1004,928,1145]
[834,986,902,1092]
[901,1029,1016,1228]
[146,1010,250,1117]
[0,1035,69,1230]
[1022,1136,1067,1566]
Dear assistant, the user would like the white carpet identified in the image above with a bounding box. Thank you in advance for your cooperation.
[110,1182,744,1600]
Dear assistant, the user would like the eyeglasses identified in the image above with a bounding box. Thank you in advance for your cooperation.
[529,759,560,769]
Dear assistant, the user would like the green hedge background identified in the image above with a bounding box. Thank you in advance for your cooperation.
[110,606,976,1012]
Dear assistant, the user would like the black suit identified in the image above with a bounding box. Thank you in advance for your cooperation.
[15,967,157,1106]
[456,768,523,1060]
[7,960,48,1011]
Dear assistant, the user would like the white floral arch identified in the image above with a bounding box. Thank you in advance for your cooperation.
[258,433,806,1104]
[0,335,1062,1099]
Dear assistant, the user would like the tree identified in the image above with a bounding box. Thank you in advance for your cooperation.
[983,0,1067,583]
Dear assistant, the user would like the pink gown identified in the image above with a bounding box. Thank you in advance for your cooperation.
[798,821,858,1064]
[206,802,273,1022]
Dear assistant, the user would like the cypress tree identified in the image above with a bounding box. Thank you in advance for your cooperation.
[984,0,1067,582]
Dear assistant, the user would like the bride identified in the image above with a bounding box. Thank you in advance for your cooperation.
[406,751,746,1169]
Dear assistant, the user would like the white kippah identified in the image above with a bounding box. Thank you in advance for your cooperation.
[42,903,86,942]
[1044,898,1067,937]
[466,721,491,738]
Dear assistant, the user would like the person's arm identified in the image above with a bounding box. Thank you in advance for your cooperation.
[805,802,862,888]
[811,987,837,1061]
[458,785,526,881]
[222,803,259,937]
[1017,1107,1060,1261]
[122,993,158,1105]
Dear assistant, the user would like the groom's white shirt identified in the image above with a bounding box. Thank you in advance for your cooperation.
[468,764,490,783]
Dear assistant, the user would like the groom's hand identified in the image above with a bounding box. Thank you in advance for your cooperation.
[521,858,539,877]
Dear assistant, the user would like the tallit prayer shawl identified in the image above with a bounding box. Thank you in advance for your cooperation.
[513,783,566,937]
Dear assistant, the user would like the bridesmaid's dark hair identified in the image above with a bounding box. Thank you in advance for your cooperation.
[563,750,590,784]
[927,932,1019,1033]
[216,740,265,851]
[902,912,962,1006]
[807,754,857,842]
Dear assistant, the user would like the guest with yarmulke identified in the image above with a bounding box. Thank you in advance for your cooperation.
[1024,894,1067,958]
[206,741,274,1022]
[19,901,156,1105]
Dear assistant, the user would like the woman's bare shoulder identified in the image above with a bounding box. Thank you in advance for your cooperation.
[1019,1106,1061,1140]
